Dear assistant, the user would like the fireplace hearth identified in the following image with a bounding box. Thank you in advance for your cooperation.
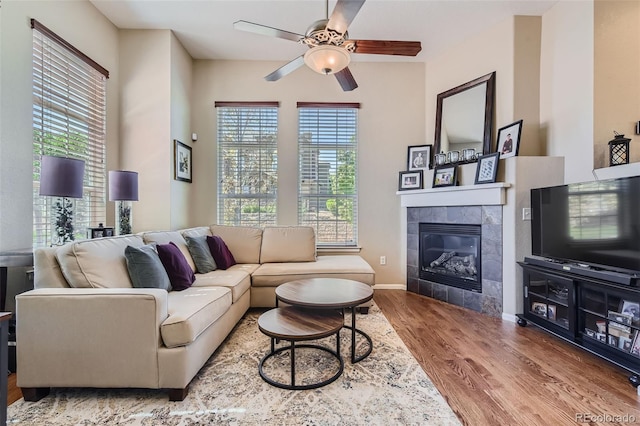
[420,223,482,292]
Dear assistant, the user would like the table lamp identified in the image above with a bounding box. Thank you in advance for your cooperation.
[39,155,85,245]
[109,170,139,235]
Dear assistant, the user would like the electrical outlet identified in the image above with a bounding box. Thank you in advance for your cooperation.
[380,256,386,265]
[522,207,532,221]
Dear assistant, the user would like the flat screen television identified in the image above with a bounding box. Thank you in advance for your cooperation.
[531,175,640,275]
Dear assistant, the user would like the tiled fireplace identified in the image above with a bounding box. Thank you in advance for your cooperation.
[407,205,503,317]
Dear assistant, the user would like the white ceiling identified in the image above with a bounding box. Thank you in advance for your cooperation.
[90,0,557,63]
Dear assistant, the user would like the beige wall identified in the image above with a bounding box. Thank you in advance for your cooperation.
[119,30,173,231]
[191,60,425,284]
[0,1,119,250]
[594,0,640,168]
[540,1,594,184]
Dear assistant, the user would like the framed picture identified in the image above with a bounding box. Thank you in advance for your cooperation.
[620,300,640,323]
[531,302,547,317]
[87,226,114,239]
[398,170,423,191]
[631,332,640,356]
[407,145,432,171]
[432,165,457,188]
[174,140,192,183]
[474,152,500,184]
[547,304,557,321]
[495,119,523,159]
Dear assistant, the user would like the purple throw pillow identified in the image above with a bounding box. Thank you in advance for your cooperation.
[206,235,236,270]
[156,242,195,291]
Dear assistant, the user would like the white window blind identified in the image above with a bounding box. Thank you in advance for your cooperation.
[215,102,278,227]
[32,19,108,247]
[298,103,359,246]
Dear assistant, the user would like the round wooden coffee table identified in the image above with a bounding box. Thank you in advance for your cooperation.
[275,278,374,363]
[258,307,344,390]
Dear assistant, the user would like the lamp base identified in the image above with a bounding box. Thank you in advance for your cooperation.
[51,197,75,246]
[116,201,133,235]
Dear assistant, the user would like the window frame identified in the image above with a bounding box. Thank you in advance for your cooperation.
[297,102,360,247]
[215,101,279,228]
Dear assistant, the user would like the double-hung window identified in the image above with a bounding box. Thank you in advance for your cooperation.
[32,19,108,247]
[215,102,279,227]
[298,102,359,247]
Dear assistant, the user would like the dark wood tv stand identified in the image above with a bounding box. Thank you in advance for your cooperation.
[518,259,640,387]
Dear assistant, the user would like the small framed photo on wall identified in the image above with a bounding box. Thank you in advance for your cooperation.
[398,170,423,191]
[496,119,523,159]
[174,139,193,183]
[407,145,432,171]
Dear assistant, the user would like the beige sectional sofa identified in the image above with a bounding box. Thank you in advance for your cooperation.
[16,225,375,401]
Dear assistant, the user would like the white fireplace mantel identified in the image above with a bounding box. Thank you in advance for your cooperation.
[397,182,511,207]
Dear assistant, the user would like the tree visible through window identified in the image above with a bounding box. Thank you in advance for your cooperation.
[32,19,108,247]
[298,103,359,246]
[215,102,278,227]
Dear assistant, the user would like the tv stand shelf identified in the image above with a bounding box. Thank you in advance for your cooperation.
[518,260,640,387]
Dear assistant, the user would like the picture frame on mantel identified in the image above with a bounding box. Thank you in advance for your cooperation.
[496,119,523,159]
[474,152,500,184]
[407,144,432,171]
[432,165,457,188]
[398,170,423,191]
[174,139,192,183]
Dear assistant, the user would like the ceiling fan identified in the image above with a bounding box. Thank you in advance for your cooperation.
[234,0,422,91]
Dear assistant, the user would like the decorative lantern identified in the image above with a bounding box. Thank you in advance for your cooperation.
[608,132,631,166]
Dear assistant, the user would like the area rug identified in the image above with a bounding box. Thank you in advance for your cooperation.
[8,303,461,425]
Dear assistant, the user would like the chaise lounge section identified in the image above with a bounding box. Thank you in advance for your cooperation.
[16,225,374,401]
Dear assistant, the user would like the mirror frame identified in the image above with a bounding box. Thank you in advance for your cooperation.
[433,71,496,165]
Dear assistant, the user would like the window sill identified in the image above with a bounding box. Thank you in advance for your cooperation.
[317,246,362,254]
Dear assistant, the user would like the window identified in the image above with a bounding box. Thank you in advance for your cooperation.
[298,102,359,246]
[32,19,108,247]
[215,102,278,227]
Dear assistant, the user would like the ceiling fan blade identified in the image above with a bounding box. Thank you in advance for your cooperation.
[233,20,303,42]
[327,0,366,35]
[335,67,358,91]
[352,40,422,56]
[265,55,306,82]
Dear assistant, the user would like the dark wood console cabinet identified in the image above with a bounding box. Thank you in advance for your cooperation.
[519,260,640,386]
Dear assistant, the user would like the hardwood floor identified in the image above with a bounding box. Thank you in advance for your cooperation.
[374,290,640,425]
[7,291,640,424]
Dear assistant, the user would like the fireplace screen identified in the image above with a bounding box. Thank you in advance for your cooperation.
[419,223,482,292]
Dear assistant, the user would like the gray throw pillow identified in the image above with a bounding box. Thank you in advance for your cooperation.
[185,235,217,273]
[124,245,171,291]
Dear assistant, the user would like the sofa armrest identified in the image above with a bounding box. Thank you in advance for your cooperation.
[16,288,169,389]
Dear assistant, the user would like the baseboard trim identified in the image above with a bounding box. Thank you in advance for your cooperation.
[373,284,406,290]
[502,312,518,323]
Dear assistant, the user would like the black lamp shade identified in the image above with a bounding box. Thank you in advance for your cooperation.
[39,155,85,198]
[109,170,139,201]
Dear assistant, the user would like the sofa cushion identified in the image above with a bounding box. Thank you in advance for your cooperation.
[181,226,211,239]
[55,235,145,288]
[251,255,375,287]
[210,225,262,264]
[162,287,232,348]
[124,245,171,291]
[142,231,196,272]
[193,269,251,303]
[260,226,316,263]
[185,235,217,273]
[206,236,236,270]
[157,242,195,291]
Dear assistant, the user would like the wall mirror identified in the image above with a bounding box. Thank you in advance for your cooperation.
[433,72,496,163]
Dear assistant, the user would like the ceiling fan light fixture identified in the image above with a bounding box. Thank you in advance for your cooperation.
[303,45,350,75]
